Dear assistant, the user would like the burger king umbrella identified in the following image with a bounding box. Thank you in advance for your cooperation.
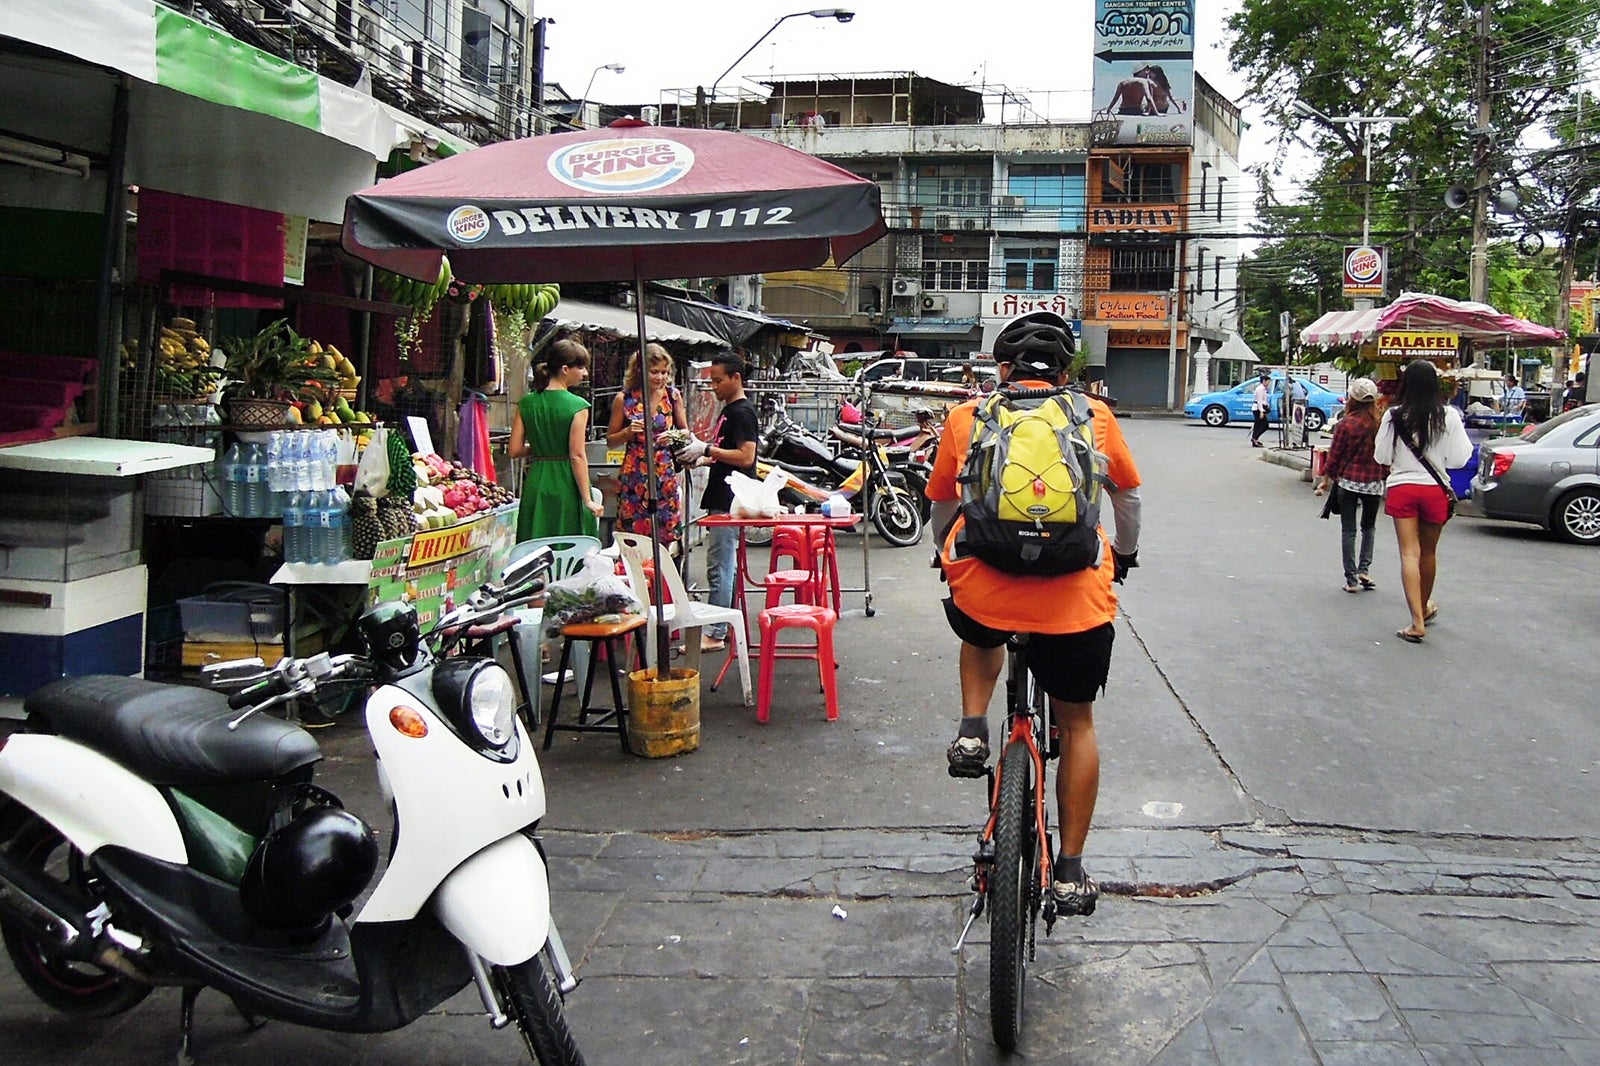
[341,119,887,678]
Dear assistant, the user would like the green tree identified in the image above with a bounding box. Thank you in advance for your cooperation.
[1227,0,1594,360]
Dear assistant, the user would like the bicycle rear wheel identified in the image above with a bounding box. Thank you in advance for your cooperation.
[989,741,1036,1052]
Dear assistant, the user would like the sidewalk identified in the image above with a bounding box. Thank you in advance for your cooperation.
[7,820,1593,1064]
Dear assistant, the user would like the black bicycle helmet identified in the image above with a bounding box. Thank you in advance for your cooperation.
[993,311,1075,378]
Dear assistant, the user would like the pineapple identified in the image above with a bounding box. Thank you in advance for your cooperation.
[377,496,412,542]
[351,495,382,560]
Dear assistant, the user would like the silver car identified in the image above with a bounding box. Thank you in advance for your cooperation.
[1471,404,1600,543]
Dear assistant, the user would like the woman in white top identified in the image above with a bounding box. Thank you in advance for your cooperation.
[1372,360,1475,643]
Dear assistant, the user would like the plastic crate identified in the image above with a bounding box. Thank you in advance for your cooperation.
[177,584,285,643]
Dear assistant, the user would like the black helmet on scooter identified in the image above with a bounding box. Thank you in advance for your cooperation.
[358,601,422,672]
[993,311,1075,378]
[240,805,378,933]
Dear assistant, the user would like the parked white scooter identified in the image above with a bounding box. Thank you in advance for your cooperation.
[0,546,586,1064]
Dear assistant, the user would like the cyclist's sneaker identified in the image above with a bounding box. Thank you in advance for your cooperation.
[1051,874,1099,916]
[946,735,990,777]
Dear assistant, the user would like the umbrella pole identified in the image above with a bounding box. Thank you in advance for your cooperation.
[634,273,673,674]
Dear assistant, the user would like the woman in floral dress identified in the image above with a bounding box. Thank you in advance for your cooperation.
[606,343,688,544]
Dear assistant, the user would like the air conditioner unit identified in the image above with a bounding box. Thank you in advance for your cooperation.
[997,195,1025,209]
[892,277,921,297]
[921,294,949,313]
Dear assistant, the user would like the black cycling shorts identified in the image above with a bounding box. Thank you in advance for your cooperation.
[942,598,1114,704]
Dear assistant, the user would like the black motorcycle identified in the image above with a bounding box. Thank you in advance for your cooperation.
[755,397,924,547]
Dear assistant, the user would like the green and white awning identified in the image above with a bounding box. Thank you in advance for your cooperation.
[0,0,473,220]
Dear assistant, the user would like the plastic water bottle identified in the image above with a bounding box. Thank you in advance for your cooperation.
[292,428,313,492]
[283,491,304,564]
[320,433,338,490]
[239,442,263,518]
[323,489,349,565]
[265,433,286,515]
[221,443,245,516]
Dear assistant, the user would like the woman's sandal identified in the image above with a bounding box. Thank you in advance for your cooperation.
[1357,573,1377,589]
[1423,600,1439,623]
[1396,629,1425,644]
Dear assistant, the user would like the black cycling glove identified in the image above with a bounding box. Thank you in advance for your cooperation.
[1112,549,1139,584]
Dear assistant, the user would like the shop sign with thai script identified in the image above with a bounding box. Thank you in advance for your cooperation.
[1096,293,1170,320]
[1377,330,1458,361]
[982,292,1077,321]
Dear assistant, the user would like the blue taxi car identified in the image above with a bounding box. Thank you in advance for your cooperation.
[1184,373,1345,433]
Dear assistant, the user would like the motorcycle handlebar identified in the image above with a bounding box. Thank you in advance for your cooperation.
[227,673,284,710]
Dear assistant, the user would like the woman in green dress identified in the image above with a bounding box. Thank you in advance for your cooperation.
[509,338,603,542]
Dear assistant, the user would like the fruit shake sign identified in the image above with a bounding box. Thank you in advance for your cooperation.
[1343,244,1387,298]
[432,138,827,249]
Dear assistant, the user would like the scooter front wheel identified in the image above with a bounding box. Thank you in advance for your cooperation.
[496,955,586,1066]
[0,814,152,1017]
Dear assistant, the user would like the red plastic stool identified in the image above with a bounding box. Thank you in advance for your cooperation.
[761,568,817,611]
[770,525,814,572]
[807,527,842,615]
[755,603,839,723]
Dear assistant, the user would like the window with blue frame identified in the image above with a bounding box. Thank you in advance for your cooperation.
[1003,246,1059,292]
[1006,163,1087,227]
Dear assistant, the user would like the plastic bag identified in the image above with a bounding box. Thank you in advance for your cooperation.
[355,426,391,497]
[728,467,787,519]
[541,552,643,635]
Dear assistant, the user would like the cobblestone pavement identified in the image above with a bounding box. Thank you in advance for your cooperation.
[6,823,1596,1064]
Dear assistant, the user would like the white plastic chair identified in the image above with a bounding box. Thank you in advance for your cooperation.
[613,531,753,706]
[505,535,603,700]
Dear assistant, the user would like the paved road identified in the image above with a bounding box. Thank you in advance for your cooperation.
[3,416,1597,1063]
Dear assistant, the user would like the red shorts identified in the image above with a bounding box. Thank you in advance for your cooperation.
[1384,483,1451,523]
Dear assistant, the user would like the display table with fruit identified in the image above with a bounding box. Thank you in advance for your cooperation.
[270,451,520,649]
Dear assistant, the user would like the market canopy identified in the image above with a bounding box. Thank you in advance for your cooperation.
[545,299,729,349]
[341,121,887,284]
[1300,292,1566,350]
[1,0,467,220]
[648,292,800,346]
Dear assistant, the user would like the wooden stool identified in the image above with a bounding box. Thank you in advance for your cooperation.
[755,604,839,724]
[543,615,648,751]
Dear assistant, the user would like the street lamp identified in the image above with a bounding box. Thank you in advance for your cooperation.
[576,62,625,128]
[1290,100,1409,248]
[707,9,855,105]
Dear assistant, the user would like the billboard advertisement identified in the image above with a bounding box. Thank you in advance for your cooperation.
[1091,0,1196,146]
[1342,244,1387,299]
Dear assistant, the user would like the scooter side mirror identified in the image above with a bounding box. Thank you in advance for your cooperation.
[501,546,553,589]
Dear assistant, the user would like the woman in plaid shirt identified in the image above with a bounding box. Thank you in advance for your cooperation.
[1316,378,1389,593]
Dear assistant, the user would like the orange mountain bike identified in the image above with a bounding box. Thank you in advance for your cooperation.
[951,634,1058,1052]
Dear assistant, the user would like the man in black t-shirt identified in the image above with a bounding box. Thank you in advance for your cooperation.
[674,352,759,651]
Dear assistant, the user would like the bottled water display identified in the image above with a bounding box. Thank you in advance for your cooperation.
[218,430,352,562]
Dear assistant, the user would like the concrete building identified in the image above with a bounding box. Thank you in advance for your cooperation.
[657,71,1247,407]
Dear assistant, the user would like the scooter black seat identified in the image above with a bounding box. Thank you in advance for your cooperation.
[24,676,321,786]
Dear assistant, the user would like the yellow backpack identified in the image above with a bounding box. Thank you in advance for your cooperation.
[954,387,1113,575]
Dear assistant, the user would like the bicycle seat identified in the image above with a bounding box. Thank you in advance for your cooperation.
[25,675,321,786]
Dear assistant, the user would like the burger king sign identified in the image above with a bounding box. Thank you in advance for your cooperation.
[1343,244,1386,298]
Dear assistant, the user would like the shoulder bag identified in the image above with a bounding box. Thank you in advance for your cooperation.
[1392,419,1457,519]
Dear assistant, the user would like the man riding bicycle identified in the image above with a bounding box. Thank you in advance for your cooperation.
[926,311,1142,917]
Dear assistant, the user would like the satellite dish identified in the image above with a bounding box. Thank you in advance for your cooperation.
[1444,185,1471,211]
[1493,188,1521,215]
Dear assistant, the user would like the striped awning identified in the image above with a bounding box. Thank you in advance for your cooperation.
[1300,293,1566,350]
[1,0,472,219]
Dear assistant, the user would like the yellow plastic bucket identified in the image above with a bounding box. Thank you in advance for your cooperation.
[626,668,700,757]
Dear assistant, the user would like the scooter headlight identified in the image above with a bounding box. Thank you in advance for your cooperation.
[466,664,516,748]
[432,659,518,756]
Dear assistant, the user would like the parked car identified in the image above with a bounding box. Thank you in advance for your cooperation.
[931,362,999,389]
[1470,404,1600,543]
[1184,373,1344,433]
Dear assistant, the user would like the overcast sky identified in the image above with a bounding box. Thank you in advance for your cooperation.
[536,0,1270,172]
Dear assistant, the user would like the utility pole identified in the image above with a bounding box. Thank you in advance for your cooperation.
[1469,3,1492,304]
